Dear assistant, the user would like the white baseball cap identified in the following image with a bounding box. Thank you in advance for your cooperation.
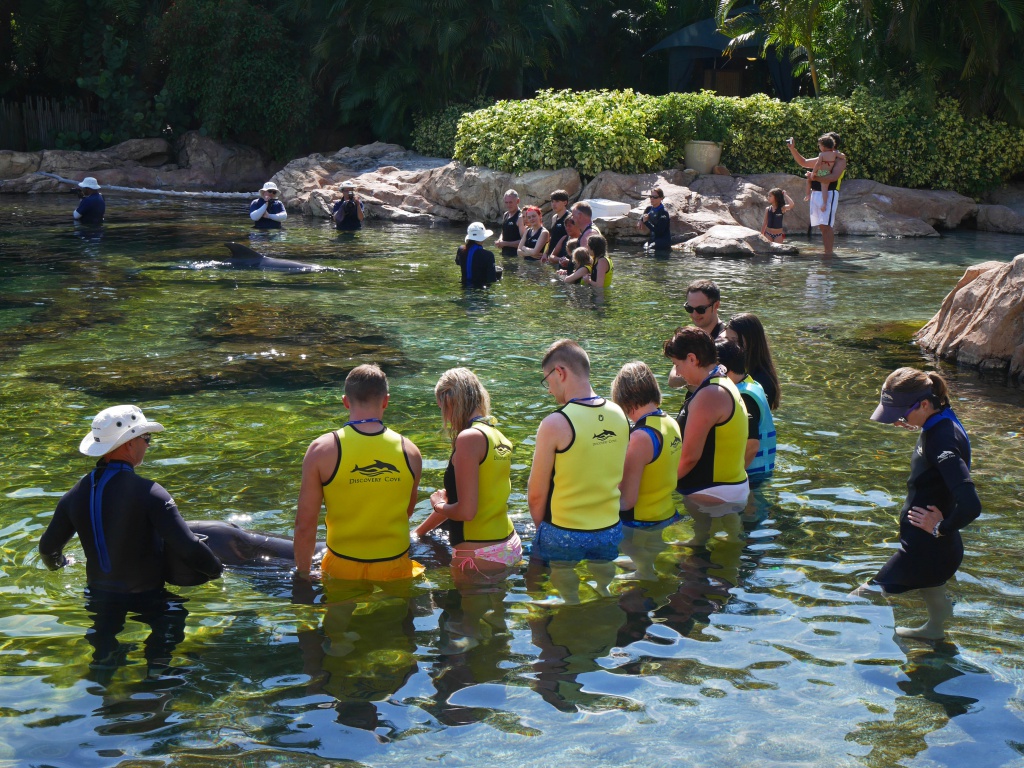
[466,222,494,242]
[79,405,165,457]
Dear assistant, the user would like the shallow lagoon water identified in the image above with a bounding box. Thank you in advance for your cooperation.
[2,196,1024,767]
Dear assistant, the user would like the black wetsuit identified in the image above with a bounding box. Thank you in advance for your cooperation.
[500,210,522,257]
[642,204,672,250]
[547,211,570,260]
[521,226,546,260]
[456,243,498,287]
[39,460,223,594]
[871,411,980,594]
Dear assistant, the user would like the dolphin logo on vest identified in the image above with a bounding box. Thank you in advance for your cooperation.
[352,459,400,477]
[670,436,682,449]
[494,443,512,457]
[592,429,617,443]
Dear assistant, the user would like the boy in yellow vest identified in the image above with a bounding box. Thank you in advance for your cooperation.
[293,364,423,583]
[527,340,629,603]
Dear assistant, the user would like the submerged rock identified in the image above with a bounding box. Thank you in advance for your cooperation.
[916,254,1024,384]
[32,303,411,397]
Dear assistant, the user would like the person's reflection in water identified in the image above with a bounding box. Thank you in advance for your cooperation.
[427,585,517,727]
[528,598,627,712]
[84,591,189,684]
[677,496,746,588]
[297,583,418,739]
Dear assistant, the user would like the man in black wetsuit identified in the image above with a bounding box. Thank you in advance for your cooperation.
[39,405,222,677]
[668,279,729,389]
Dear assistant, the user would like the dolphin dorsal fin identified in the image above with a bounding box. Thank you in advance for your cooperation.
[224,242,264,260]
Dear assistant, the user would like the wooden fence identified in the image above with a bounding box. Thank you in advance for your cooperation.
[0,97,98,151]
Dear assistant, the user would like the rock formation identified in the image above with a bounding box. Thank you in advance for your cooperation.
[916,255,1024,384]
[4,138,1021,240]
[0,132,274,193]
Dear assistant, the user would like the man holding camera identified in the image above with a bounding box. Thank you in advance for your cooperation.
[73,177,106,225]
[332,181,365,231]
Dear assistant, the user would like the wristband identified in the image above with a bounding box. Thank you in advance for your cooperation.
[931,521,942,538]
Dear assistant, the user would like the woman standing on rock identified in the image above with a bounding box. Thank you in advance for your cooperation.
[863,368,981,640]
[517,206,550,261]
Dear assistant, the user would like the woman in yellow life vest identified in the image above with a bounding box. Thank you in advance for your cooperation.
[612,361,682,581]
[415,368,521,580]
[663,327,750,507]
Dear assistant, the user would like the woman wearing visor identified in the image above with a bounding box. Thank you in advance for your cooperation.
[865,367,981,640]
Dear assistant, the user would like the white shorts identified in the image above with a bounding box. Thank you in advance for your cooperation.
[809,190,839,228]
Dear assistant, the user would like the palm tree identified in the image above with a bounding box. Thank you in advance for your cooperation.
[716,0,843,97]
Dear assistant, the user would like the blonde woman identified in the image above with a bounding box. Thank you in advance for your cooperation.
[415,368,521,579]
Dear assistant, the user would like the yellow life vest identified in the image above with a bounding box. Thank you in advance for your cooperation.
[631,411,682,522]
[548,399,629,530]
[323,425,414,561]
[677,373,748,494]
[461,422,514,542]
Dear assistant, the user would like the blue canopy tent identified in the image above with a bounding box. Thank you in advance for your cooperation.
[646,15,796,101]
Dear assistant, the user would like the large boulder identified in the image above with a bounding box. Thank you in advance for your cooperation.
[915,254,1024,384]
[975,204,1024,234]
[837,180,977,231]
[0,150,42,179]
[678,224,798,257]
[176,132,272,191]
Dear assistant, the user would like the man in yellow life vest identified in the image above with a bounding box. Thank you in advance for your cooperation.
[293,364,423,583]
[527,339,630,604]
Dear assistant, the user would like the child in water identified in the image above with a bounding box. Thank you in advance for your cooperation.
[760,187,795,243]
[558,246,593,284]
[802,135,837,211]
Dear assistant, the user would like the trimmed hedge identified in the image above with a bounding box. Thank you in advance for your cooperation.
[453,88,1024,196]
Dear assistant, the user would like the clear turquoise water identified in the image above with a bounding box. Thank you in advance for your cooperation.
[2,196,1024,767]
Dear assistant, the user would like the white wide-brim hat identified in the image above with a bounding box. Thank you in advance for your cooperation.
[466,222,494,242]
[79,405,165,457]
[261,181,279,193]
[78,177,101,190]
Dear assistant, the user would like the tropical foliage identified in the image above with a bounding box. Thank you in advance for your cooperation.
[3,0,1024,166]
[455,88,1024,195]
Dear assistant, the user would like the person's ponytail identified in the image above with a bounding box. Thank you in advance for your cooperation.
[927,372,950,409]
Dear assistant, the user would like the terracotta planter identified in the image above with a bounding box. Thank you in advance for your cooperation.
[684,140,723,174]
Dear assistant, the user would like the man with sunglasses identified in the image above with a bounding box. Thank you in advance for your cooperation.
[39,405,222,674]
[668,279,728,389]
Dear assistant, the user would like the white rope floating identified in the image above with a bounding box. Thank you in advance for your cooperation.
[36,172,259,199]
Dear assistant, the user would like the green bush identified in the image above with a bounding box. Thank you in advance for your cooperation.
[455,88,1024,195]
[456,89,668,178]
[411,99,493,158]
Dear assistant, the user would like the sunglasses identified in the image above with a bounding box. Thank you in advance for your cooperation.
[684,303,713,315]
[139,433,152,445]
[896,398,925,423]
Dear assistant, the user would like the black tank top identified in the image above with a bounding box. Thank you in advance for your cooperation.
[501,210,521,257]
[547,211,569,256]
[522,227,545,259]
[766,207,784,229]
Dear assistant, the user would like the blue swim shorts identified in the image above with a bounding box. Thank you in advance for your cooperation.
[533,521,623,563]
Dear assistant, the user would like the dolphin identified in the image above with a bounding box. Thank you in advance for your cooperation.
[184,520,326,568]
[220,242,327,272]
[352,459,399,475]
